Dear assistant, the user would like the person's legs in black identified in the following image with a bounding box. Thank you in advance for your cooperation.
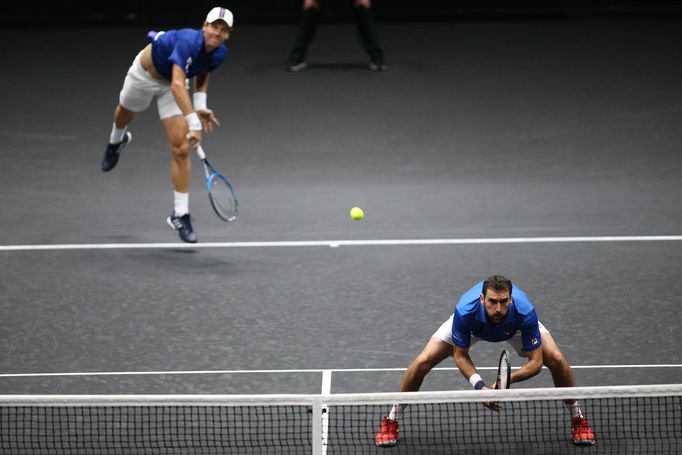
[287,0,320,71]
[352,0,386,71]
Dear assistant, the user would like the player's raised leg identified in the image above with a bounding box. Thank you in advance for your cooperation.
[101,105,134,172]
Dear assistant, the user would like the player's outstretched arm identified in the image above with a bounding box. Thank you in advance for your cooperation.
[193,73,221,133]
[455,345,503,411]
[453,345,479,385]
[170,64,203,147]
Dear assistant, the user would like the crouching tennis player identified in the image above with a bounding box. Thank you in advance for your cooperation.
[375,275,595,447]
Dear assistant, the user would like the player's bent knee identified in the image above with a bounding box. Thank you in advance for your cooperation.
[413,350,445,373]
[409,360,434,380]
[170,142,191,159]
[415,355,435,371]
[543,350,569,371]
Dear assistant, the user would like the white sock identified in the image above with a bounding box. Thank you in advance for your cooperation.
[174,191,189,216]
[388,403,404,421]
[566,401,582,418]
[109,123,127,144]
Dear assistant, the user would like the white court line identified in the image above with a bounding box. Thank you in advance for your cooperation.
[0,235,681,251]
[1,364,680,378]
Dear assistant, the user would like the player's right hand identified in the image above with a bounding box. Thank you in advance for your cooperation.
[187,130,202,149]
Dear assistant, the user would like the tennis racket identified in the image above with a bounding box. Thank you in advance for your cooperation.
[496,349,511,390]
[484,349,511,412]
[196,145,238,222]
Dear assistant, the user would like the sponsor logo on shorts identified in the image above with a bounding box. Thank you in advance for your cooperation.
[531,337,538,345]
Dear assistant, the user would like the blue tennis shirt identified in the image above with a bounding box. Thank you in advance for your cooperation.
[151,29,228,80]
[451,281,542,352]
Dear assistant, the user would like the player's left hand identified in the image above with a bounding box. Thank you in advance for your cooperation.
[197,109,221,133]
[483,383,505,412]
[483,400,504,412]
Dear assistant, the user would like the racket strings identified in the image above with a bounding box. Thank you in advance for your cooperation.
[209,176,237,220]
[497,350,511,390]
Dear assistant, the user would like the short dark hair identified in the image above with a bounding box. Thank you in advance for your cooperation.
[482,275,513,296]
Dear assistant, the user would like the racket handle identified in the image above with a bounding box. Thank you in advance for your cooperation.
[196,145,207,160]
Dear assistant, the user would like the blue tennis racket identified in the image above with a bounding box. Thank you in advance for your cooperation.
[196,145,238,222]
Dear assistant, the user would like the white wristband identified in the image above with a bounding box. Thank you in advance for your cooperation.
[185,112,202,131]
[469,373,483,389]
[193,92,207,111]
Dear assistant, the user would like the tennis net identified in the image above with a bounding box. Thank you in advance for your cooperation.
[1,384,680,454]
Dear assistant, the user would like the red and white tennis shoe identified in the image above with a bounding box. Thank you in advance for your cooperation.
[375,415,400,447]
[571,415,596,445]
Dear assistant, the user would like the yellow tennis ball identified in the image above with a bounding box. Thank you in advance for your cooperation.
[350,206,364,220]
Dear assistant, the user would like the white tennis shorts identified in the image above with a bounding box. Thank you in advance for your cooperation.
[432,314,549,356]
[118,51,183,120]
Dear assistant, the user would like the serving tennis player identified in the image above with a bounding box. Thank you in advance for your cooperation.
[375,275,595,447]
[100,7,233,243]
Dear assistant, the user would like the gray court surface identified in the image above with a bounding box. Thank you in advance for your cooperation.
[1,17,681,399]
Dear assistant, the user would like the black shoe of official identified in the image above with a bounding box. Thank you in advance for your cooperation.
[166,212,198,243]
[101,131,132,172]
[369,60,388,72]
[286,59,308,72]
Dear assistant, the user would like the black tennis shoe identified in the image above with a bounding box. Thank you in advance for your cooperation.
[286,59,307,72]
[166,212,198,243]
[101,131,132,172]
[369,60,388,72]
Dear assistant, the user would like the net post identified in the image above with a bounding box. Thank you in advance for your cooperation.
[311,395,323,455]
[320,370,332,455]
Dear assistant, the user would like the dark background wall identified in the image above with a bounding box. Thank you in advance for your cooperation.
[2,1,680,27]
